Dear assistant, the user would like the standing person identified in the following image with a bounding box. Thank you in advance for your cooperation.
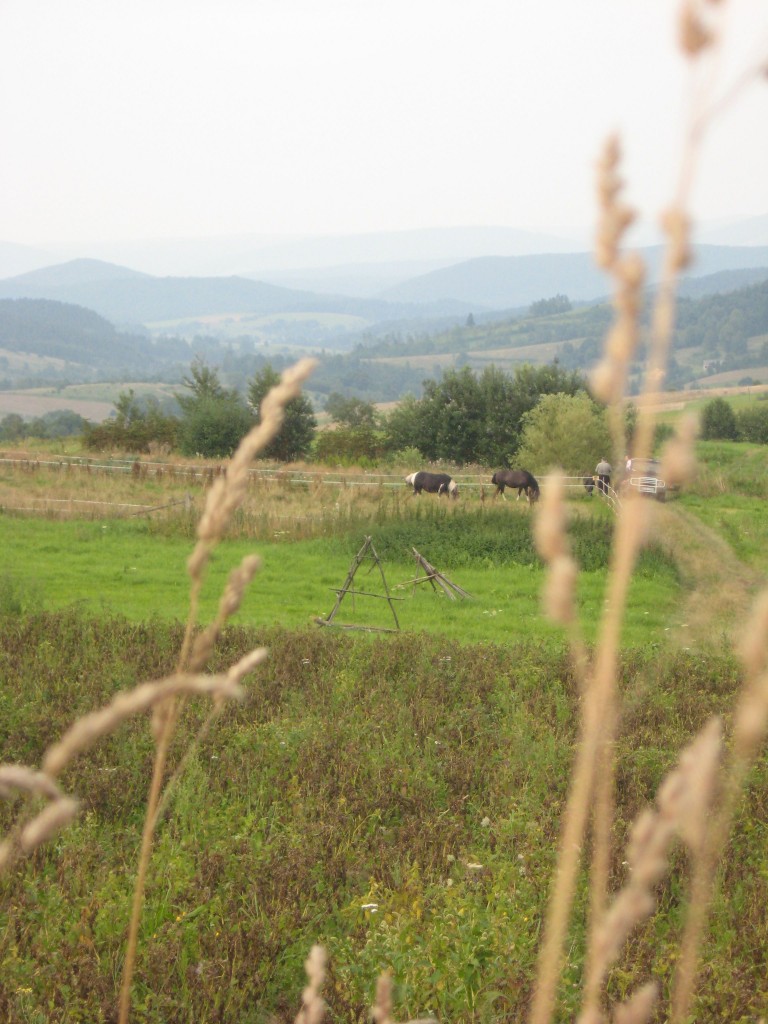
[595,457,612,494]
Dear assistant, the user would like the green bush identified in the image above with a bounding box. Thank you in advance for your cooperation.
[176,395,253,458]
[701,397,738,440]
[313,426,385,465]
[736,403,768,444]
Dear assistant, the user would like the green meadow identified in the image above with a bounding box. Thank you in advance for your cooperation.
[0,505,680,647]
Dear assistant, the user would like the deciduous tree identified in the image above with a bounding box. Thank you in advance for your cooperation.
[248,365,316,462]
[515,392,612,475]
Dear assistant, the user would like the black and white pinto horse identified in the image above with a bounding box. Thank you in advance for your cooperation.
[491,469,540,503]
[405,471,459,499]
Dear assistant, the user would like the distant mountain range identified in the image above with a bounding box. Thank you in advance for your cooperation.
[1,225,589,281]
[2,213,767,287]
[378,245,768,308]
[696,213,768,247]
[0,258,466,328]
[1,243,767,334]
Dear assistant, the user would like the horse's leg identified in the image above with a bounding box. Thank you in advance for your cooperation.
[516,487,522,501]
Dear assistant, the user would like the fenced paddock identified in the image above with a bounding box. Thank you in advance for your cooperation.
[0,453,618,534]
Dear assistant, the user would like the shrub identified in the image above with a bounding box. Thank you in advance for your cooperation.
[314,426,385,465]
[515,392,612,475]
[700,397,738,440]
[735,403,768,444]
[176,395,253,458]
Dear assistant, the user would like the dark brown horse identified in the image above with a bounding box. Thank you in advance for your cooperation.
[491,469,540,502]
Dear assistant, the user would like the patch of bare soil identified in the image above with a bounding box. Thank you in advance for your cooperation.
[0,394,114,421]
[652,503,764,647]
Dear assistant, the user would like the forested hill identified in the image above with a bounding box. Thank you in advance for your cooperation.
[675,275,768,342]
[361,277,768,393]
[0,298,156,367]
[3,278,768,399]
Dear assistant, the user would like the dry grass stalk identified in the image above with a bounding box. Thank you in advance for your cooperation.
[679,1,717,56]
[0,764,64,801]
[531,7,744,1016]
[0,794,80,874]
[534,472,588,670]
[659,414,699,488]
[591,137,645,456]
[150,645,269,830]
[530,485,656,1024]
[369,971,437,1024]
[669,589,768,1022]
[294,944,327,1024]
[188,554,263,672]
[180,358,316,673]
[19,796,80,854]
[572,13,735,991]
[0,767,76,873]
[611,982,658,1024]
[372,971,395,1024]
[533,470,568,564]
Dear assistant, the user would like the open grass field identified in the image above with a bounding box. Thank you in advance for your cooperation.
[0,510,681,648]
[0,393,115,422]
[1,439,767,1022]
[0,382,180,424]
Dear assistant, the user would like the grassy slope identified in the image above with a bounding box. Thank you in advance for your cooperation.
[1,619,765,1024]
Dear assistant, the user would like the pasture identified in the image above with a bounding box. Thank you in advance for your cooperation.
[0,504,681,648]
[1,441,764,647]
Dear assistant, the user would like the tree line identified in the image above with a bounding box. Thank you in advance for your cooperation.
[74,359,622,475]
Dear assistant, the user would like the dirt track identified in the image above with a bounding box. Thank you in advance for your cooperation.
[652,502,765,647]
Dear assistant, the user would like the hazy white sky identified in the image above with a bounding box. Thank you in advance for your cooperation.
[1,0,766,247]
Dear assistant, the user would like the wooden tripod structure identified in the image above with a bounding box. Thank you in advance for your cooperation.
[316,536,402,632]
[407,547,472,600]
